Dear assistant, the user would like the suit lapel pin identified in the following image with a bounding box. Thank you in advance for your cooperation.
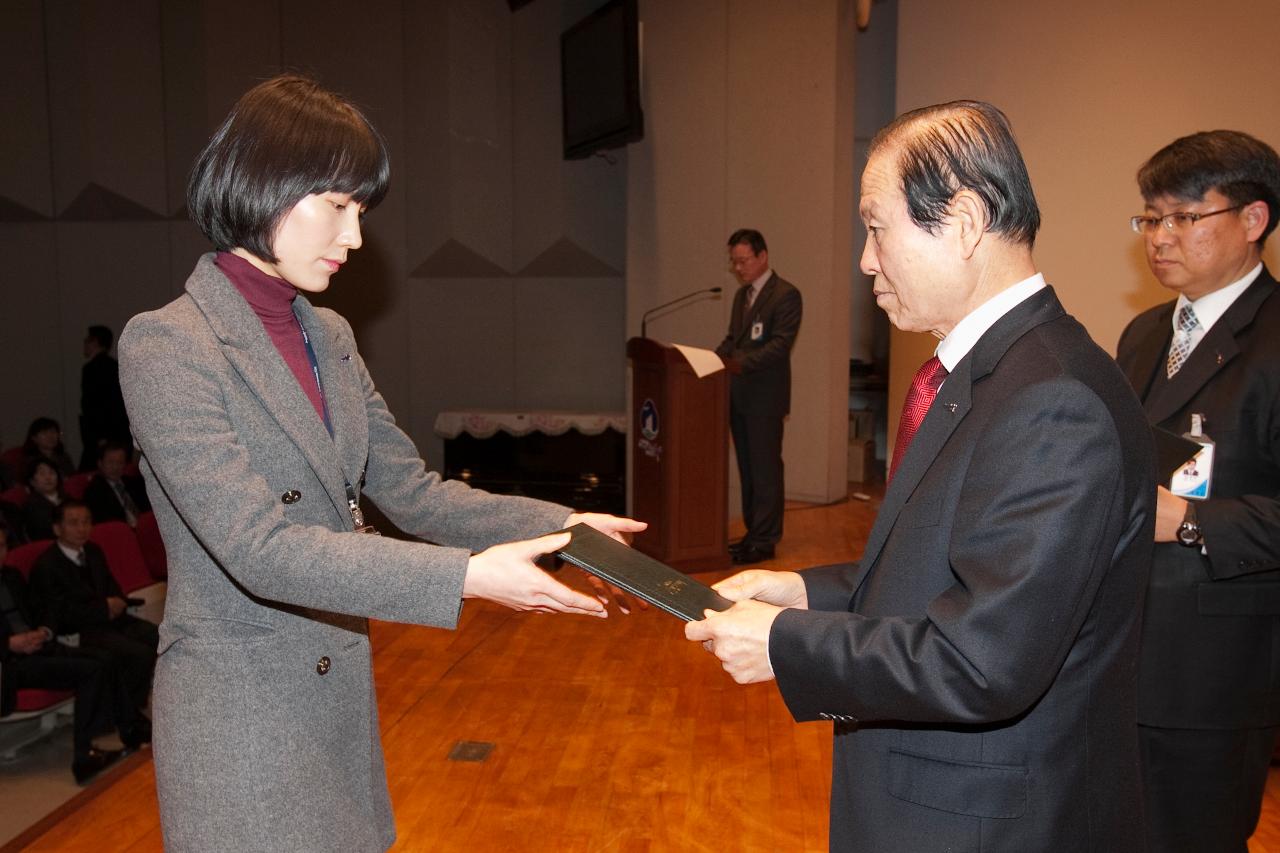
[1215,352,1224,365]
[947,402,958,413]
[340,354,352,362]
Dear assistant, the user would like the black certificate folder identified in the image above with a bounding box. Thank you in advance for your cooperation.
[555,524,733,621]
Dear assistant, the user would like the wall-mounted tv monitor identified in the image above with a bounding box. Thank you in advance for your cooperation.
[560,0,644,160]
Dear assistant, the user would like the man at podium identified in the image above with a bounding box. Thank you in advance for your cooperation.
[714,229,803,565]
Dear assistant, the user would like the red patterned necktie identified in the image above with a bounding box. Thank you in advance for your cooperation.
[888,356,948,481]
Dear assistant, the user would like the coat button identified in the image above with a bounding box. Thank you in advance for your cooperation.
[316,656,331,675]
[282,490,301,504]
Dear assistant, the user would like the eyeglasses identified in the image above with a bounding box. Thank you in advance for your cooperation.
[1130,205,1244,235]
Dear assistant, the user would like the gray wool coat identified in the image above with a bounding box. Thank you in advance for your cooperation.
[119,254,570,853]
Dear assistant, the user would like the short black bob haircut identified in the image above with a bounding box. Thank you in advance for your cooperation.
[187,74,391,263]
[870,100,1041,248]
[1138,130,1280,246]
[727,228,768,255]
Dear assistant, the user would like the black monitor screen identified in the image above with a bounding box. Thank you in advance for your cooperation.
[561,0,643,159]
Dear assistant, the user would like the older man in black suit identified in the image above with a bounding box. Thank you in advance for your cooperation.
[1117,130,1280,853]
[689,101,1155,851]
[0,523,149,783]
[715,229,802,565]
[28,501,158,712]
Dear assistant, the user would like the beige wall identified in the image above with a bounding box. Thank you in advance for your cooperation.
[627,0,856,507]
[886,0,1280,451]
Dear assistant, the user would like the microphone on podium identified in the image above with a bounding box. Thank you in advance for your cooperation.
[640,287,723,339]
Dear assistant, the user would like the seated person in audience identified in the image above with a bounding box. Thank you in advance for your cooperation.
[21,417,76,481]
[0,495,25,546]
[84,441,150,527]
[0,523,151,784]
[29,501,158,714]
[22,458,65,542]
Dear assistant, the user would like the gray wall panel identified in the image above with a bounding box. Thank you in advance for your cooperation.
[0,224,61,450]
[0,2,54,218]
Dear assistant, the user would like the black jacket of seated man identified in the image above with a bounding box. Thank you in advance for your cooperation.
[28,503,158,712]
[1,563,150,778]
[84,472,151,527]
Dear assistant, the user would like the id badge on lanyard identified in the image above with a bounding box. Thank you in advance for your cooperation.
[299,319,380,534]
[1169,413,1214,500]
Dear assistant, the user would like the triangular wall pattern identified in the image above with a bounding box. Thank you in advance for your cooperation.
[59,182,166,221]
[516,237,620,278]
[410,238,511,278]
[0,195,50,222]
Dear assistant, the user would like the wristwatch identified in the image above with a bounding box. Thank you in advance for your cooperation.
[1176,501,1204,547]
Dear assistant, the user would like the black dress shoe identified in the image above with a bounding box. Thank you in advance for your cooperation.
[72,747,124,785]
[121,718,152,752]
[731,545,775,565]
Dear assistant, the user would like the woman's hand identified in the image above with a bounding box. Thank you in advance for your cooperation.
[464,532,607,617]
[564,512,650,613]
[563,512,647,542]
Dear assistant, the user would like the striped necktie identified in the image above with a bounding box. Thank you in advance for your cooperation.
[1166,304,1200,378]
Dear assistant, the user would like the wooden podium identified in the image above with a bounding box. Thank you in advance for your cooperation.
[627,337,729,571]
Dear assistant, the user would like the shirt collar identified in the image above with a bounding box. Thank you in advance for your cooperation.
[1174,262,1263,335]
[749,269,773,294]
[57,542,83,564]
[936,273,1047,371]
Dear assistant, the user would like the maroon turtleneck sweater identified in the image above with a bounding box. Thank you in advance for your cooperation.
[215,252,327,426]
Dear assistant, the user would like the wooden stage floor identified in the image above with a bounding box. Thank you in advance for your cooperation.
[7,490,1280,852]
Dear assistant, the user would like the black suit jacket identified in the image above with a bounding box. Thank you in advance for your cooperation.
[28,541,122,635]
[714,272,802,416]
[22,492,59,542]
[1117,266,1280,729]
[770,287,1155,852]
[0,565,53,715]
[83,474,151,525]
[80,352,130,445]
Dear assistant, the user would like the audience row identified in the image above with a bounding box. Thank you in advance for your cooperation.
[1,502,159,784]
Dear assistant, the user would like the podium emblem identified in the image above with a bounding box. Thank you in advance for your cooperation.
[640,399,660,440]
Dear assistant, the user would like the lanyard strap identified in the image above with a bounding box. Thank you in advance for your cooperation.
[298,319,335,438]
[297,317,370,531]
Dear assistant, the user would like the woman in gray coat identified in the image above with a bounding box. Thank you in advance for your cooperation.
[119,75,643,852]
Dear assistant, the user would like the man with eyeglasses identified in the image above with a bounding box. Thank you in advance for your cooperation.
[715,229,802,565]
[1116,130,1280,853]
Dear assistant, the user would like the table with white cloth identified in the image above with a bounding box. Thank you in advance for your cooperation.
[433,411,626,514]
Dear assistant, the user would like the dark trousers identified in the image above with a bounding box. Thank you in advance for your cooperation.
[1139,723,1278,853]
[9,643,131,756]
[82,614,159,710]
[730,402,785,548]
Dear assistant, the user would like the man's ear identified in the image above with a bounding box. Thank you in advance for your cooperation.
[949,189,987,259]
[1243,199,1270,244]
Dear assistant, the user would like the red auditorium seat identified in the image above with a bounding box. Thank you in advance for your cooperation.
[14,688,75,712]
[0,447,24,482]
[63,472,94,500]
[5,539,53,578]
[135,511,167,579]
[88,521,153,594]
[0,484,27,507]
